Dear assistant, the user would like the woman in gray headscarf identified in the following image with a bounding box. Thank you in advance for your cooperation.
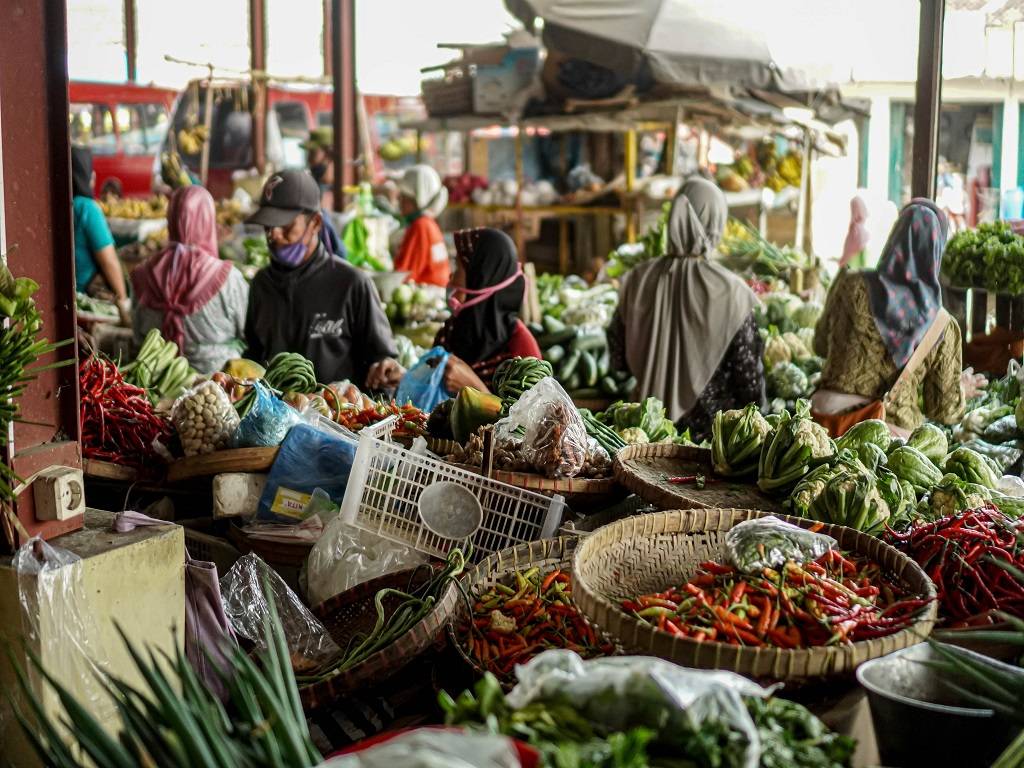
[609,177,765,439]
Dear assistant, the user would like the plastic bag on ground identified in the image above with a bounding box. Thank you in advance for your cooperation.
[13,537,110,721]
[497,377,588,478]
[506,650,773,768]
[257,422,358,523]
[725,516,836,573]
[395,346,450,412]
[233,380,302,448]
[320,729,521,768]
[220,552,339,670]
[306,513,427,606]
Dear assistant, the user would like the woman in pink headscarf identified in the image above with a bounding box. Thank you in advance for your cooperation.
[131,186,249,373]
[840,195,870,269]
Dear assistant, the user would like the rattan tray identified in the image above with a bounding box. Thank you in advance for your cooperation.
[614,443,782,513]
[572,508,938,682]
[299,566,460,710]
[448,537,616,689]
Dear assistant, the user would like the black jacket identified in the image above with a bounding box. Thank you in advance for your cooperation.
[244,245,397,385]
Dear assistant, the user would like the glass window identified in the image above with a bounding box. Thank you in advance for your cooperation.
[273,102,309,139]
[69,102,117,155]
[116,102,169,155]
[317,111,332,127]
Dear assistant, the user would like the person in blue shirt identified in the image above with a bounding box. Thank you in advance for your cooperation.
[72,147,131,324]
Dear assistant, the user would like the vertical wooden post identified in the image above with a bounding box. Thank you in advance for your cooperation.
[514,126,525,258]
[123,0,138,82]
[911,0,945,200]
[249,0,267,174]
[625,128,637,243]
[331,0,357,212]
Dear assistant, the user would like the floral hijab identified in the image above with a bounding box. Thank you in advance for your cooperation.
[863,198,948,369]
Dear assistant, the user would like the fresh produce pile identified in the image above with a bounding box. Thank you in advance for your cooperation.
[333,401,427,439]
[942,220,1024,293]
[492,356,554,405]
[295,549,465,683]
[442,660,854,768]
[756,400,834,495]
[383,282,447,326]
[605,201,669,279]
[718,219,808,279]
[215,198,247,228]
[535,273,619,330]
[712,403,773,477]
[0,266,69,503]
[596,398,681,446]
[171,379,239,457]
[447,424,614,479]
[442,172,488,204]
[80,355,173,467]
[624,548,929,647]
[459,567,614,683]
[533,312,634,400]
[122,328,195,403]
[98,194,168,220]
[75,292,119,321]
[756,292,824,410]
[886,504,1024,625]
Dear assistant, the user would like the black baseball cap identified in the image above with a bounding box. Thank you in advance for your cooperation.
[246,169,321,228]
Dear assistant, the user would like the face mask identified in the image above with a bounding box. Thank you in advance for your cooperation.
[310,162,328,183]
[269,221,314,267]
[448,264,523,315]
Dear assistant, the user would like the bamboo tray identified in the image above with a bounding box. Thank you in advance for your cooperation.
[166,447,278,482]
[298,566,460,710]
[572,508,938,682]
[614,443,782,513]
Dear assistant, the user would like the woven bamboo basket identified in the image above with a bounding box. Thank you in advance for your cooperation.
[572,508,938,681]
[298,565,460,710]
[614,443,783,513]
[447,537,616,689]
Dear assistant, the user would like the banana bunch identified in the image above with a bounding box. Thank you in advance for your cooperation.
[160,151,192,190]
[99,195,169,219]
[776,151,803,188]
[177,124,209,155]
[216,198,245,227]
[122,328,195,403]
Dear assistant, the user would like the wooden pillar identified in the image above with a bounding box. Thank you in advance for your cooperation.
[911,0,945,200]
[123,0,138,82]
[330,0,357,211]
[249,0,267,174]
[625,129,637,243]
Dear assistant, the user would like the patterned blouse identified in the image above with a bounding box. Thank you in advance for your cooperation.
[814,270,965,430]
[609,311,765,441]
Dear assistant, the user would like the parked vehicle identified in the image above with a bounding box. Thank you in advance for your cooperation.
[69,81,176,198]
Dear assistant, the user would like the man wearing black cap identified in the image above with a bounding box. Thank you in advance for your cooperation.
[244,169,401,390]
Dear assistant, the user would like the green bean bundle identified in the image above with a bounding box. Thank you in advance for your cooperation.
[263,352,318,394]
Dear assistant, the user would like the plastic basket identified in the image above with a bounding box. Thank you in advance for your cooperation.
[339,432,565,561]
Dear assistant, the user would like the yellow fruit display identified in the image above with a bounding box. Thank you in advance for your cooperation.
[99,195,169,220]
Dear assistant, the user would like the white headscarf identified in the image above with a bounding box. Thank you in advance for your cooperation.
[398,164,448,219]
[621,178,757,419]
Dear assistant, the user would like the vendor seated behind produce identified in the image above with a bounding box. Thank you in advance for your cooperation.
[393,165,450,287]
[71,146,131,325]
[813,199,985,433]
[434,227,541,394]
[132,186,249,374]
[608,177,766,440]
[243,170,401,390]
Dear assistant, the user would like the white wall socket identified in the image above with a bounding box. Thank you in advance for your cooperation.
[33,466,85,522]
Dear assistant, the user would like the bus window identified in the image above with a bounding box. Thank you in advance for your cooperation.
[117,103,169,155]
[69,102,117,155]
[274,101,310,169]
[317,111,332,127]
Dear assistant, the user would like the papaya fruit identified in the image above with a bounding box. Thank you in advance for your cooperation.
[450,387,503,443]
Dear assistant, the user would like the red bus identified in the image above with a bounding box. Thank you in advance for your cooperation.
[69,81,177,198]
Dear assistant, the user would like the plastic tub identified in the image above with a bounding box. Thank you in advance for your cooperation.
[857,643,1017,768]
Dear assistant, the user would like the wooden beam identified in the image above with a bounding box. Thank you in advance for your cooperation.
[911,0,945,200]
[249,0,267,174]
[123,0,137,82]
[330,0,357,211]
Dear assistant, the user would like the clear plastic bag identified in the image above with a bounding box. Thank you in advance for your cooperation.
[497,377,588,478]
[306,514,427,606]
[320,729,521,768]
[725,516,836,574]
[395,346,451,412]
[13,537,110,719]
[233,380,302,448]
[219,552,339,670]
[507,650,773,768]
[172,379,240,456]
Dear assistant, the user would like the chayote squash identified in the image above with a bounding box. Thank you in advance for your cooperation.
[906,423,948,464]
[836,419,891,454]
[887,445,943,494]
[943,447,1000,490]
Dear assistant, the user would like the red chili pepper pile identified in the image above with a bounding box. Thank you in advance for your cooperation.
[462,567,614,681]
[80,356,173,467]
[623,550,930,648]
[334,401,427,438]
[886,504,1024,626]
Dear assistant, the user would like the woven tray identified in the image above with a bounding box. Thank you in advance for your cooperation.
[448,537,615,689]
[572,508,938,681]
[614,443,782,513]
[299,566,460,710]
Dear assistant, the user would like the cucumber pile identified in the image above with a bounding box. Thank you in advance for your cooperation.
[122,328,196,403]
[528,316,635,400]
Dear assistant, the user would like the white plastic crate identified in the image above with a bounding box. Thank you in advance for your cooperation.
[339,432,565,560]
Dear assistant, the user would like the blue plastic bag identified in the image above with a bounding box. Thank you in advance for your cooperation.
[257,423,357,523]
[233,381,302,448]
[395,345,450,412]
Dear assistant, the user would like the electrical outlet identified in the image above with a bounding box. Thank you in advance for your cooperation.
[33,466,85,522]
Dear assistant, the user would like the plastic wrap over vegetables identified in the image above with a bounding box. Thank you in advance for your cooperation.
[220,553,339,671]
[497,377,588,478]
[321,730,522,768]
[506,650,773,768]
[725,516,836,574]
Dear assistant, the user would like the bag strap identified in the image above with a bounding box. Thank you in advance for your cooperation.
[883,308,950,407]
